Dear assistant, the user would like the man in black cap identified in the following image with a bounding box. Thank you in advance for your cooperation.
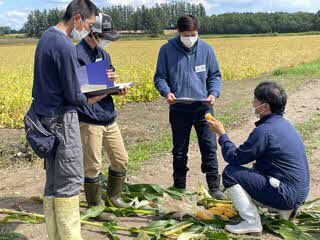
[76,13,130,220]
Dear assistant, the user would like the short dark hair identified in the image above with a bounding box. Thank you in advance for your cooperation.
[177,15,200,32]
[62,0,98,22]
[254,82,287,114]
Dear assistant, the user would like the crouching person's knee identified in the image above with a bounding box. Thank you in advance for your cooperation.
[222,164,240,189]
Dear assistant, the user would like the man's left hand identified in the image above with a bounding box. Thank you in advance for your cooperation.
[206,95,215,106]
[107,69,118,82]
[206,116,226,136]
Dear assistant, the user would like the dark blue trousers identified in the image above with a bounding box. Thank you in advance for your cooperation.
[169,109,219,180]
[222,164,306,210]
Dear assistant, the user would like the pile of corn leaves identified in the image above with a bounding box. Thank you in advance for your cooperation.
[1,179,319,240]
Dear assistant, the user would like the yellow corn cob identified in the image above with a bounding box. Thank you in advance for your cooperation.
[208,207,224,215]
[196,210,214,221]
[223,209,237,218]
[215,203,233,208]
[219,215,230,221]
[208,204,238,220]
[205,113,214,121]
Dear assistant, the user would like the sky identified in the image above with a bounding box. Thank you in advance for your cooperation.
[1,0,320,30]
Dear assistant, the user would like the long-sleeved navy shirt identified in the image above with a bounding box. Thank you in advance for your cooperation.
[76,39,117,125]
[154,36,222,112]
[219,114,310,204]
[32,27,87,116]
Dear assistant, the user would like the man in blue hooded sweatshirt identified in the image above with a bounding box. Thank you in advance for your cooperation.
[154,15,226,199]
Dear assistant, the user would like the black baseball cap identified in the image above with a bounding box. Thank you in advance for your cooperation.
[91,13,120,41]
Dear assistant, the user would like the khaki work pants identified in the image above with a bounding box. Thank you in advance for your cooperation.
[80,122,128,179]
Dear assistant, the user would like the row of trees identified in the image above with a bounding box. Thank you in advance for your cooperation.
[199,12,320,34]
[22,2,205,37]
[101,2,206,33]
[20,1,320,38]
[23,8,64,38]
[0,26,22,35]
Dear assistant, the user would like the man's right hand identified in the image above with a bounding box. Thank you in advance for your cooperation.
[166,92,176,105]
[206,116,226,136]
[88,94,108,105]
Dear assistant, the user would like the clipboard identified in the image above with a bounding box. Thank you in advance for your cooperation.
[81,82,134,97]
[77,59,114,87]
[175,98,211,104]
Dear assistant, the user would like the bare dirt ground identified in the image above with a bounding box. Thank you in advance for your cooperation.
[0,79,319,239]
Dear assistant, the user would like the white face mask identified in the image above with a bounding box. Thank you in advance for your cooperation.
[71,17,89,41]
[180,34,198,48]
[253,103,266,119]
[97,39,111,49]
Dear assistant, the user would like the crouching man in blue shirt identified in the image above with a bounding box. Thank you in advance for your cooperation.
[154,15,226,199]
[206,82,310,235]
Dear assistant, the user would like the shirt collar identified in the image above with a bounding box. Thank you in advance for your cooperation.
[81,39,99,55]
[53,26,67,36]
[255,113,283,126]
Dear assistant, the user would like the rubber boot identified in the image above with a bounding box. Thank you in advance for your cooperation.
[253,199,300,220]
[105,168,130,208]
[54,195,83,240]
[225,184,262,235]
[278,207,300,220]
[206,173,228,200]
[173,175,186,190]
[43,196,60,240]
[84,182,117,221]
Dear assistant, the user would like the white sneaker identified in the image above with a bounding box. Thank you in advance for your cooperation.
[225,184,263,235]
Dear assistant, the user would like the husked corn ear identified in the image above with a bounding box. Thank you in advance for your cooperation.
[223,209,237,218]
[208,208,224,215]
[205,113,214,121]
[219,215,230,221]
[214,203,233,208]
[196,210,214,220]
[207,204,238,221]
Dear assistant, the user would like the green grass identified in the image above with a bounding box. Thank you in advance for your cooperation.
[128,134,172,171]
[201,31,320,39]
[0,34,26,39]
[121,31,320,41]
[273,58,320,77]
[2,31,320,43]
[216,100,250,127]
[0,229,23,240]
[296,113,320,160]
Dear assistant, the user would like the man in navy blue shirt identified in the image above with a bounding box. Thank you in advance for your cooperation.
[154,15,226,199]
[31,1,105,239]
[207,82,310,235]
[76,13,130,221]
